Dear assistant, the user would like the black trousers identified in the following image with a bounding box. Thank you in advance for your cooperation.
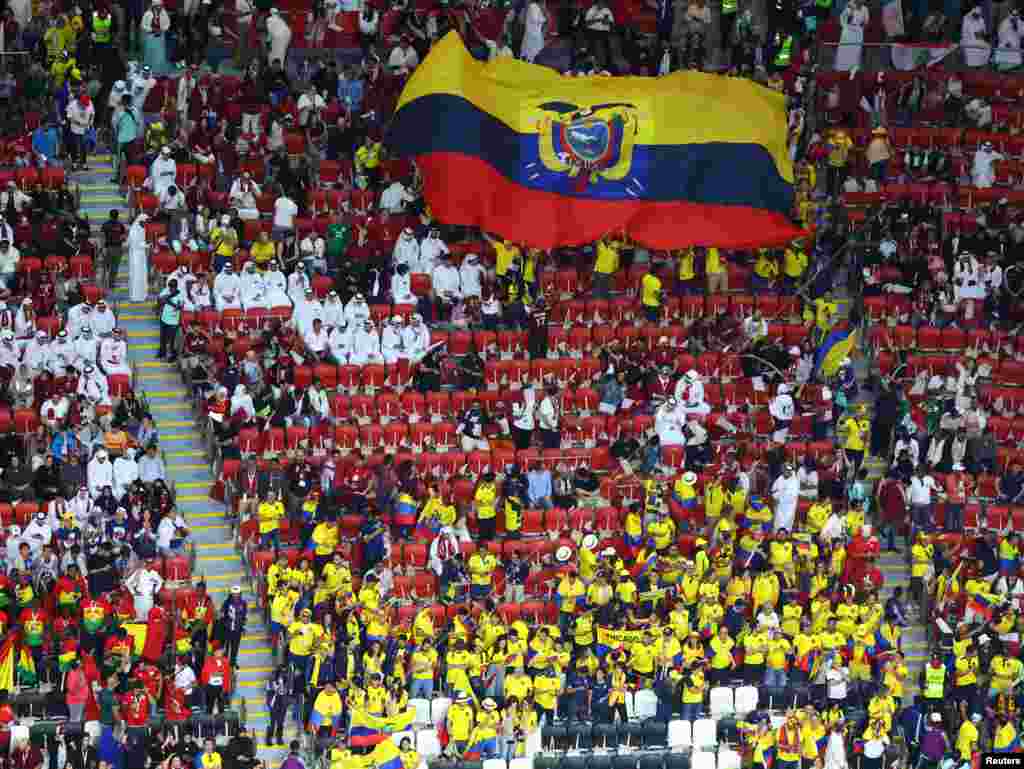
[205,684,226,715]
[512,426,532,450]
[478,516,497,541]
[224,629,243,668]
[159,320,179,359]
[540,429,560,449]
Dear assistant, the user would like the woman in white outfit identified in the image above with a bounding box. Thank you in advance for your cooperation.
[835,0,869,72]
[127,213,150,302]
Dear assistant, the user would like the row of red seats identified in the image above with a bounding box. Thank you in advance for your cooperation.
[867,324,999,353]
[845,184,1024,213]
[816,69,1024,103]
[15,256,94,280]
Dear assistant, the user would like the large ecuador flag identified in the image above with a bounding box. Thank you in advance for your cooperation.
[387,33,801,249]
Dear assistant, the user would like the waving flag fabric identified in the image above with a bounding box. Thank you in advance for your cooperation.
[369,737,405,769]
[388,33,801,249]
[814,327,857,378]
[0,633,15,692]
[349,707,417,747]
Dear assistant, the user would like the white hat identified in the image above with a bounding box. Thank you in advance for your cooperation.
[971,713,982,723]
[821,387,832,401]
[555,545,573,563]
[930,712,942,723]
[231,585,242,594]
[601,547,617,557]
[161,145,171,155]
[685,369,699,381]
[788,346,800,356]
[270,6,280,12]
[220,214,231,225]
[682,471,697,485]
[581,534,598,550]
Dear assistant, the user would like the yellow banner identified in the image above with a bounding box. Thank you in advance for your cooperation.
[596,626,646,649]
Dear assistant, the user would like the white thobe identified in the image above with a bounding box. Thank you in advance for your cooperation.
[99,338,131,376]
[128,220,149,302]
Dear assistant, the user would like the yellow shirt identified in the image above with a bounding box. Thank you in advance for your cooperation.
[287,621,325,656]
[251,240,275,266]
[270,590,299,626]
[468,552,497,587]
[257,501,284,534]
[828,132,853,167]
[843,417,868,452]
[744,632,768,664]
[766,638,791,670]
[533,673,561,710]
[505,673,533,701]
[630,641,656,674]
[710,636,735,669]
[754,250,779,280]
[991,656,1024,693]
[641,273,662,308]
[677,249,696,281]
[411,648,437,681]
[682,668,705,703]
[311,692,344,720]
[595,240,620,275]
[815,298,837,331]
[783,247,807,279]
[558,577,585,612]
[447,702,474,741]
[355,142,381,171]
[312,522,339,557]
[474,483,497,520]
[956,720,978,760]
[493,240,520,277]
[705,247,724,275]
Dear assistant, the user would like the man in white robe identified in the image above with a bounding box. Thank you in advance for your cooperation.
[99,328,131,377]
[78,363,111,408]
[380,316,406,364]
[655,397,687,446]
[148,146,177,199]
[92,300,117,336]
[213,263,243,310]
[73,327,98,370]
[228,172,261,220]
[344,294,371,326]
[771,464,800,532]
[113,452,140,499]
[392,228,419,270]
[48,330,75,377]
[996,10,1022,70]
[23,330,50,376]
[266,8,293,67]
[323,291,345,328]
[239,262,270,310]
[127,213,150,302]
[962,6,991,67]
[264,261,291,307]
[329,323,353,364]
[350,321,383,365]
[403,313,430,363]
[459,253,485,299]
[972,141,1003,188]
[87,449,114,499]
[293,289,325,337]
[675,369,711,417]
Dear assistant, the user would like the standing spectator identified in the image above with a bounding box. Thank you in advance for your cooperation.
[157,279,183,361]
[221,585,247,669]
[66,88,95,172]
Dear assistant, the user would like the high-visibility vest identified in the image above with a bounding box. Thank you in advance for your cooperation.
[93,13,112,43]
[924,664,946,699]
[774,35,793,67]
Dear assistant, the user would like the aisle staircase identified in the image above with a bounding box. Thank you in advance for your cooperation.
[74,153,289,763]
[833,281,928,697]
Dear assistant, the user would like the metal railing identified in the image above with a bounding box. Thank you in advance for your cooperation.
[818,39,1024,71]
